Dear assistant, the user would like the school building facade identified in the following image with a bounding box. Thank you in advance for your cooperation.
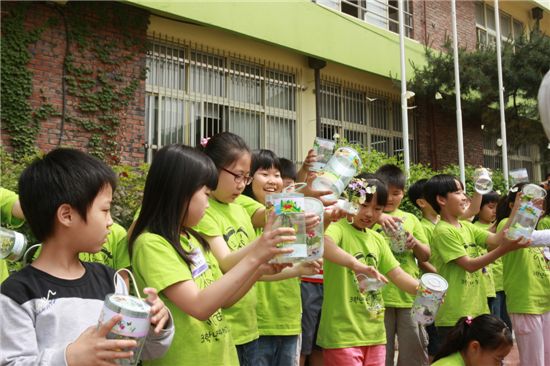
[2,0,549,179]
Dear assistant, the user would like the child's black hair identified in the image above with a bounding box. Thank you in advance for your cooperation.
[375,164,406,191]
[18,148,117,242]
[279,158,297,181]
[433,314,513,362]
[495,182,527,227]
[408,178,428,210]
[129,144,218,266]
[473,191,500,223]
[243,149,281,199]
[423,174,464,214]
[356,172,388,207]
[203,132,250,169]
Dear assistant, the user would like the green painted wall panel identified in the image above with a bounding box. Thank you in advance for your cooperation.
[127,0,426,80]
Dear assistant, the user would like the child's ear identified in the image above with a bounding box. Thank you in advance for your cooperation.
[57,204,73,227]
[436,194,446,208]
[416,198,425,208]
[469,340,482,354]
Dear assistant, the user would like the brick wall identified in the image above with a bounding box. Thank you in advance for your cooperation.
[411,0,483,168]
[1,2,149,165]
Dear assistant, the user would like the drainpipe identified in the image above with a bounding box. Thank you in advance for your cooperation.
[308,57,327,137]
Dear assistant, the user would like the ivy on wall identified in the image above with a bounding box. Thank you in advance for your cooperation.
[0,3,53,158]
[0,2,149,162]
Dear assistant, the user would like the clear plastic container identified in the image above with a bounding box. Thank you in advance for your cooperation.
[266,192,308,263]
[386,220,408,254]
[0,227,28,261]
[304,197,324,260]
[473,167,493,195]
[311,137,336,172]
[506,184,546,240]
[311,147,362,201]
[357,273,385,293]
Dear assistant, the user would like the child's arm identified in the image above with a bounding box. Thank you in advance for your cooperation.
[454,234,526,273]
[163,227,296,321]
[296,149,316,183]
[418,260,437,273]
[260,260,321,281]
[205,235,260,273]
[386,266,419,295]
[405,232,431,262]
[323,236,387,282]
[460,191,482,221]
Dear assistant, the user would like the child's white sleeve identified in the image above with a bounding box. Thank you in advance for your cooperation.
[0,294,67,365]
[531,229,550,247]
[141,307,175,360]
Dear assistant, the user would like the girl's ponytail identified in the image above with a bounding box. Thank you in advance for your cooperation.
[433,315,513,362]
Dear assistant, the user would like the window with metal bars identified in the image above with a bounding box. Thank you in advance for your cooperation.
[144,36,299,162]
[482,134,535,178]
[313,0,413,38]
[319,80,416,161]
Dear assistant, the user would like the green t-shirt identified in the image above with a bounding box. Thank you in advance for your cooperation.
[420,217,436,244]
[374,209,428,308]
[132,231,238,366]
[431,220,490,326]
[497,219,550,314]
[1,188,25,283]
[194,198,259,345]
[432,352,466,366]
[537,215,550,230]
[234,194,264,220]
[318,219,400,348]
[472,221,496,298]
[256,277,301,335]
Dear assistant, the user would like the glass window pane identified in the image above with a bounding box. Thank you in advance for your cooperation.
[475,2,485,26]
[190,51,226,97]
[513,20,523,40]
[266,116,295,160]
[486,6,496,31]
[343,88,365,124]
[230,61,262,105]
[320,82,341,120]
[371,135,390,155]
[500,13,511,39]
[229,109,261,150]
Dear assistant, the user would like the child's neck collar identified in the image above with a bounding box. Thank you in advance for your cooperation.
[440,212,461,227]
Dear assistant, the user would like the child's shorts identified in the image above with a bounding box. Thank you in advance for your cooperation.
[324,344,385,366]
[300,281,323,355]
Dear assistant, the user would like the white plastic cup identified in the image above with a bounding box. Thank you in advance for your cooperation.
[311,137,336,172]
[357,273,385,293]
[0,227,28,261]
[411,273,448,325]
[266,192,308,263]
[473,168,493,195]
[98,294,151,366]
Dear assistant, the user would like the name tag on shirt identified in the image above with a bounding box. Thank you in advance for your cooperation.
[189,248,209,278]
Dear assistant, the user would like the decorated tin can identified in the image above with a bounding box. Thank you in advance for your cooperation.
[0,227,28,261]
[266,192,308,263]
[411,273,448,325]
[98,294,151,365]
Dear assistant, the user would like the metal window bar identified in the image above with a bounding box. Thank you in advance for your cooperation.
[319,77,416,161]
[145,33,299,161]
[314,0,413,37]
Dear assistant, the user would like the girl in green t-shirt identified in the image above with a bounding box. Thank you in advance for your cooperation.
[432,314,513,366]
[494,183,550,366]
[129,144,296,366]
[197,133,318,365]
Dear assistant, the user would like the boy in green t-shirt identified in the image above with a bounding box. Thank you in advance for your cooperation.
[320,176,420,366]
[423,174,527,351]
[374,165,431,366]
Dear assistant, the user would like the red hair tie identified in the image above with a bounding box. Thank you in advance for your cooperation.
[465,316,473,325]
[200,137,210,147]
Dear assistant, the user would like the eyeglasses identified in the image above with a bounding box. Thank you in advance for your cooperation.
[221,168,253,185]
